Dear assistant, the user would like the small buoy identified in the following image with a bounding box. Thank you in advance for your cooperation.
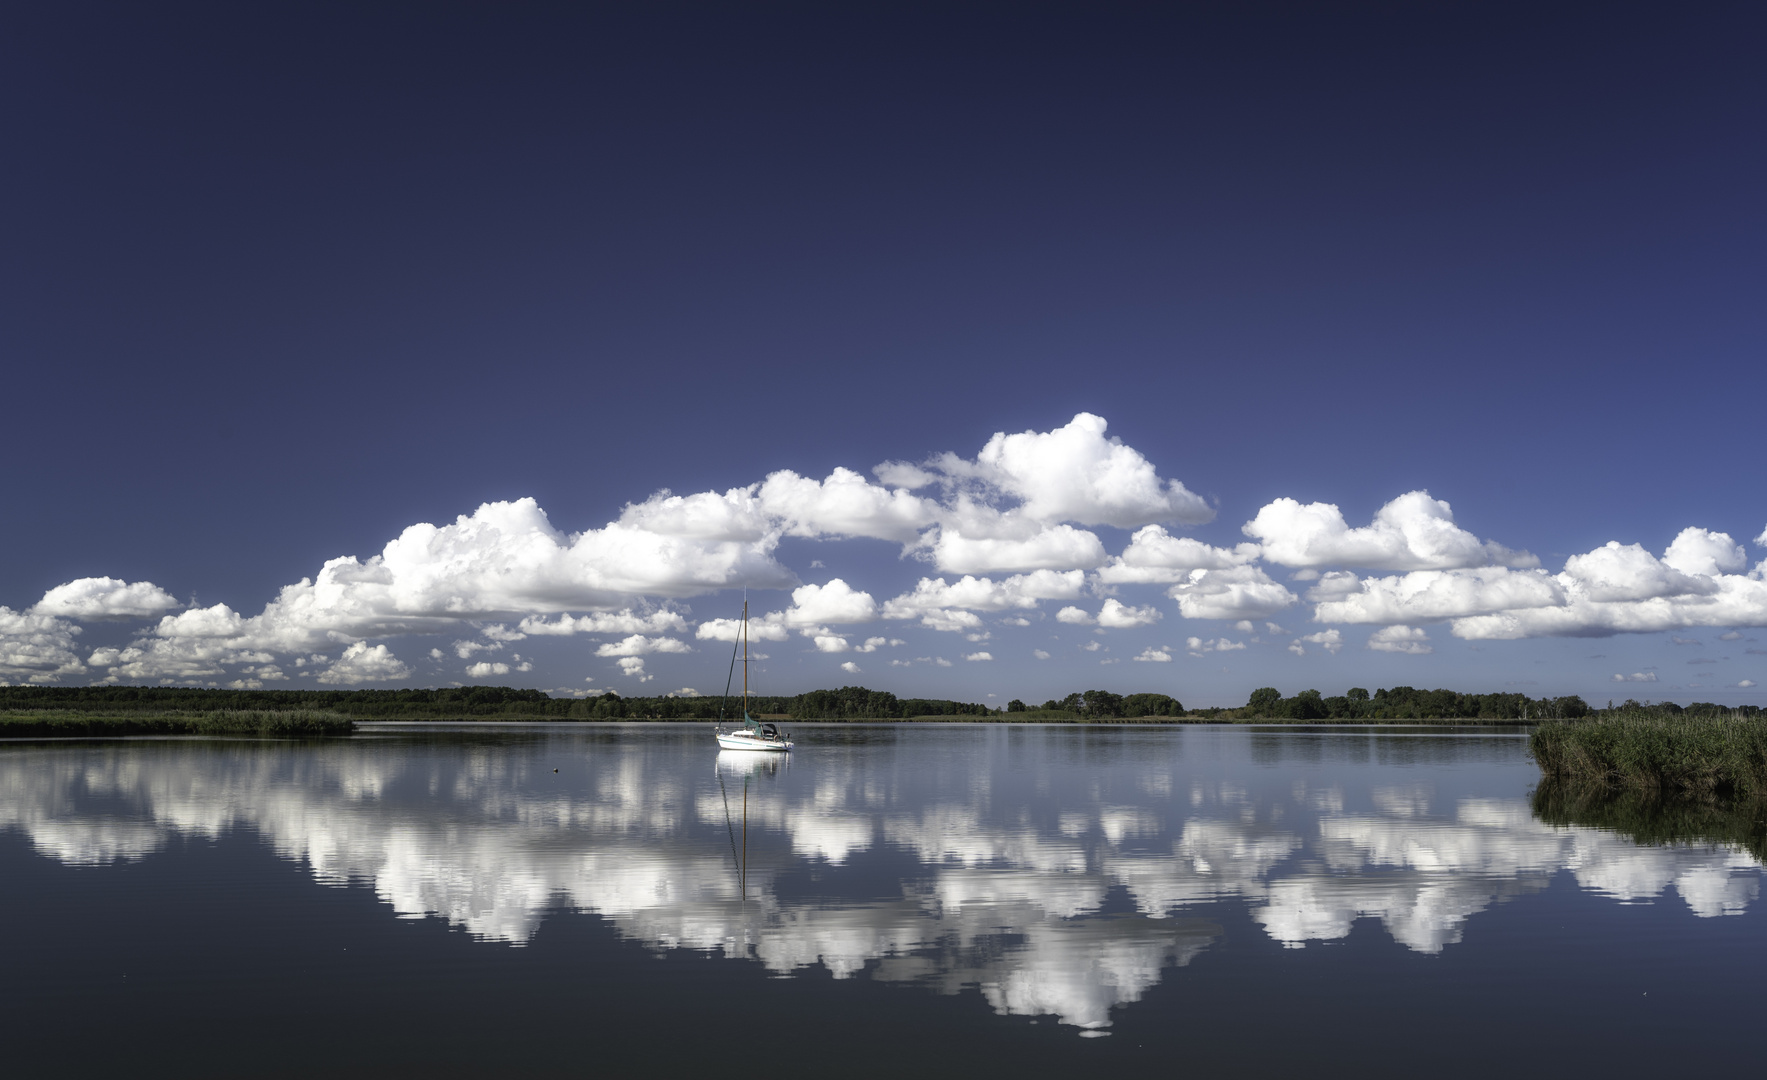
[553,768,559,773]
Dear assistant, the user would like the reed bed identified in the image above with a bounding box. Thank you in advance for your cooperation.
[1530,710,1767,797]
[0,710,355,737]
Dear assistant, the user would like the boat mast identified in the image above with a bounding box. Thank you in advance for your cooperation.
[741,599,749,718]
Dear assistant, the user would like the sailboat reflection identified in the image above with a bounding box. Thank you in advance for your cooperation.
[715,750,789,780]
[714,750,787,900]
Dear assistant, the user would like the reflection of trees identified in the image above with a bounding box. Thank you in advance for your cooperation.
[1532,779,1767,864]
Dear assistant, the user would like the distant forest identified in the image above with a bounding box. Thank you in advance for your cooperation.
[1221,686,1592,721]
[0,684,993,720]
[3,684,1753,722]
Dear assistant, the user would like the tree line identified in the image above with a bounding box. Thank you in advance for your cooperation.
[1218,685,1593,721]
[0,684,997,720]
[0,684,566,717]
[1213,687,1758,721]
[1007,691,1184,717]
[3,684,1754,722]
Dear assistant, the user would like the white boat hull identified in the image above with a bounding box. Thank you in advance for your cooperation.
[716,731,793,752]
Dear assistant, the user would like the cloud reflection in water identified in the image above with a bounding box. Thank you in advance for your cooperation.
[0,729,1760,1031]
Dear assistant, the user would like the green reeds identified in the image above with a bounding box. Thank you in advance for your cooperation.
[0,709,355,737]
[1530,710,1767,797]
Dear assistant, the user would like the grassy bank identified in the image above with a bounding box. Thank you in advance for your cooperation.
[1532,778,1767,862]
[1530,710,1767,796]
[0,710,356,738]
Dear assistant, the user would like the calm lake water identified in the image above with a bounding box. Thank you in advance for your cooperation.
[2,723,1762,1077]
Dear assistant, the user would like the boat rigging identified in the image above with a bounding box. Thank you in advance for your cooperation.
[713,599,793,752]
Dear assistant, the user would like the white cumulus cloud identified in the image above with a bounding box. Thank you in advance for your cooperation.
[934,413,1213,529]
[0,607,86,683]
[917,609,985,633]
[781,579,877,625]
[1312,568,1565,625]
[1133,647,1173,662]
[318,642,412,684]
[78,496,795,683]
[31,577,181,619]
[1562,542,1714,602]
[1185,637,1246,657]
[1452,531,1767,641]
[695,615,793,642]
[1367,626,1432,655]
[43,415,1764,681]
[518,609,689,635]
[1097,598,1162,629]
[927,522,1108,575]
[16,416,1226,684]
[1245,491,1535,571]
[594,635,692,658]
[881,413,1212,575]
[756,467,937,543]
[1169,566,1298,621]
[883,570,1085,630]
[1661,528,1748,579]
[1097,527,1261,585]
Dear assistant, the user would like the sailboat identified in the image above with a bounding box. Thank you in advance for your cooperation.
[713,600,794,752]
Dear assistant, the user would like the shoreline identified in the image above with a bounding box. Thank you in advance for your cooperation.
[0,710,355,738]
[3,710,1535,739]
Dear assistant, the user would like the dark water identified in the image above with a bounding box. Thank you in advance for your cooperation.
[2,724,1761,1078]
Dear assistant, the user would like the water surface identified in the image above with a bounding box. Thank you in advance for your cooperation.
[2,724,1761,1076]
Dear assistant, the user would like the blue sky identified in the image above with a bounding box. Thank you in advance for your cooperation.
[2,2,1763,706]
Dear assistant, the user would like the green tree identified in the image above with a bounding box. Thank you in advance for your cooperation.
[1246,687,1282,715]
[1121,693,1182,717]
[1080,690,1124,717]
[1286,689,1326,720]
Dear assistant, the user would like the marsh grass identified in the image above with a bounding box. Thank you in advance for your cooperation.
[0,710,355,737]
[1532,778,1767,863]
[1530,710,1767,797]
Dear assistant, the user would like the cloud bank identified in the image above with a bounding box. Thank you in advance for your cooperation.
[3,414,1762,688]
